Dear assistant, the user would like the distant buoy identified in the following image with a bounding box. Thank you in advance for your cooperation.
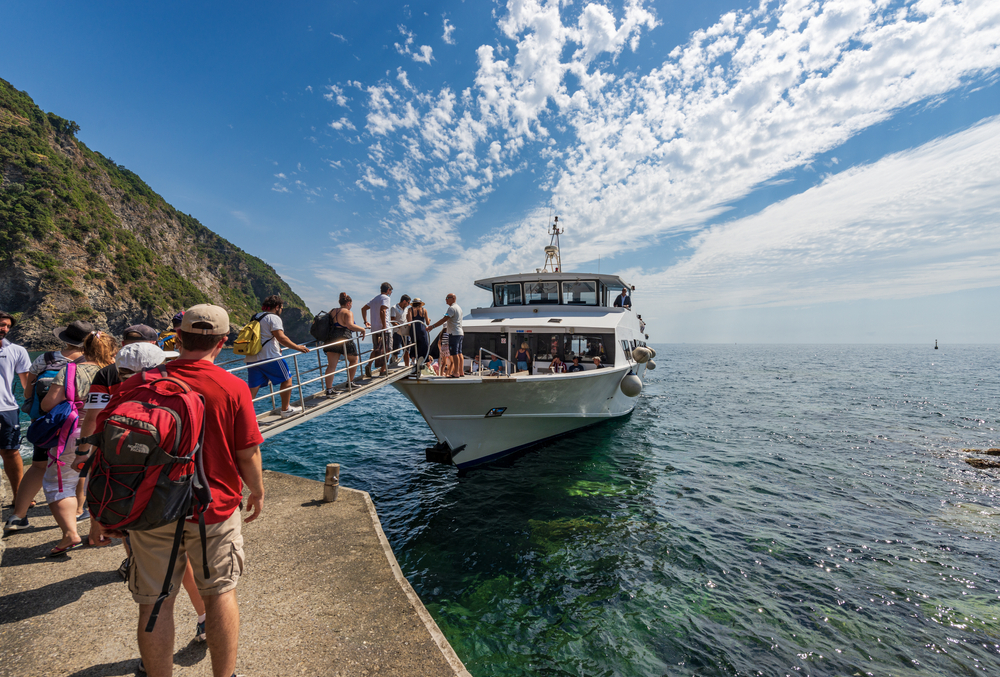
[631,346,651,363]
[646,360,656,370]
[934,340,938,350]
[620,373,642,397]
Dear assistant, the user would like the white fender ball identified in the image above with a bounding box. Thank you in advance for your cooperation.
[646,360,656,370]
[620,373,643,397]
[631,346,651,363]
[648,347,656,359]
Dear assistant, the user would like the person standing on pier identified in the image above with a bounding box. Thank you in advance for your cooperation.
[0,311,31,507]
[428,293,464,378]
[361,282,393,378]
[102,304,265,677]
[246,295,309,418]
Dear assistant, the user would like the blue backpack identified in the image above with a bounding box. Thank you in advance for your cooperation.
[22,352,63,420]
[26,362,81,449]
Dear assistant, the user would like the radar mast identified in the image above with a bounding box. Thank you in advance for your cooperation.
[540,216,563,273]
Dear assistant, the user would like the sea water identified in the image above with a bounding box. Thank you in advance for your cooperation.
[265,344,1000,676]
[14,345,1000,675]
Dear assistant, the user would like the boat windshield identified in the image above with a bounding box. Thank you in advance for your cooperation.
[561,280,598,305]
[493,283,523,306]
[525,281,560,304]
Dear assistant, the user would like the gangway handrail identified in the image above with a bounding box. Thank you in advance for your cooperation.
[221,319,431,415]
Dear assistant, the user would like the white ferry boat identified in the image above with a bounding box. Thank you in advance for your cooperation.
[394,218,654,468]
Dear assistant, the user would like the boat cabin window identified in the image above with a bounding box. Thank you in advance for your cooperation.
[462,332,615,368]
[561,280,598,305]
[525,281,560,305]
[493,283,523,307]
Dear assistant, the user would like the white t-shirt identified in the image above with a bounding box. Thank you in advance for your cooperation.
[445,303,464,336]
[391,305,409,336]
[246,312,284,363]
[0,339,31,412]
[368,294,391,332]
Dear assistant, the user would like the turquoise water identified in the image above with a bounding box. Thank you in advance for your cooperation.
[263,344,1000,676]
[16,345,1000,674]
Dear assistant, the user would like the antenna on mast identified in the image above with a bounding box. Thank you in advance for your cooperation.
[541,215,563,272]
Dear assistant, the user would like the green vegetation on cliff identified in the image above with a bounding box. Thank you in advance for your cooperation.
[0,77,308,333]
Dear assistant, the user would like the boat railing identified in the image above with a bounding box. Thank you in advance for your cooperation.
[220,319,429,413]
[475,347,511,378]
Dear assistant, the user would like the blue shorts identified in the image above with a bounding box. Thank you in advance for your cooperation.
[0,409,21,450]
[448,334,464,354]
[247,359,291,389]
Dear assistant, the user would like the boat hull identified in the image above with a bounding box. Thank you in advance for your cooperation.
[393,364,644,468]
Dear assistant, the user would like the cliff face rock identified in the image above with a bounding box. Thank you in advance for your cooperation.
[0,78,312,349]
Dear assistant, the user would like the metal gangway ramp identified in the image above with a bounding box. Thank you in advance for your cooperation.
[220,320,425,441]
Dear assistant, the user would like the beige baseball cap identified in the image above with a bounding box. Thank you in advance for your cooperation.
[180,304,230,335]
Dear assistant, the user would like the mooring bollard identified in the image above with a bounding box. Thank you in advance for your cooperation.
[323,463,340,502]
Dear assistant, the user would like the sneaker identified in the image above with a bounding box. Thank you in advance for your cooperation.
[3,515,29,532]
[325,388,337,397]
[195,619,207,641]
[280,405,303,418]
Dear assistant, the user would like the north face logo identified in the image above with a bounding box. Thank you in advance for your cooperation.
[128,443,150,455]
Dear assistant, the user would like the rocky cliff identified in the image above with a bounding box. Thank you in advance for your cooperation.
[0,78,312,348]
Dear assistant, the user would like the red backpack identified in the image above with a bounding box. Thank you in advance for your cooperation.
[84,366,212,631]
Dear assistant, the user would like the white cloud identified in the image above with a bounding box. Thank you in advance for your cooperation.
[443,18,456,45]
[324,85,349,107]
[314,0,1000,322]
[644,117,1000,311]
[329,117,356,131]
[395,24,435,65]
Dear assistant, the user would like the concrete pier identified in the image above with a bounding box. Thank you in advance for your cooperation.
[0,469,471,677]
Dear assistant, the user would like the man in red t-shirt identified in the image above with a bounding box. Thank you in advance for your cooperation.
[98,304,264,677]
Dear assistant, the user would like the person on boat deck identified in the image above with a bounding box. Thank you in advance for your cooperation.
[613,288,632,309]
[427,293,465,378]
[470,355,481,374]
[567,356,585,372]
[324,292,366,395]
[548,356,566,373]
[362,282,393,378]
[390,295,411,368]
[514,342,531,373]
[593,356,605,369]
[245,295,309,418]
[487,355,504,373]
[406,298,431,366]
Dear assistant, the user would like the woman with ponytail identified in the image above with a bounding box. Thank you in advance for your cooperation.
[37,330,117,555]
[323,293,367,394]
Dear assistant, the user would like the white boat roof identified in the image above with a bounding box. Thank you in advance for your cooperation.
[474,271,631,291]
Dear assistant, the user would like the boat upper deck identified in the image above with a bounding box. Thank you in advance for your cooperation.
[474,271,633,310]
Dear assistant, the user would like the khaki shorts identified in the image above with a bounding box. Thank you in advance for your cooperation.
[128,510,244,604]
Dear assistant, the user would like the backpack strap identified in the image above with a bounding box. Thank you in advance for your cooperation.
[145,515,187,633]
[254,312,275,347]
[47,362,81,493]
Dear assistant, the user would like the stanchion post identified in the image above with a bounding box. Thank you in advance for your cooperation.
[323,463,340,502]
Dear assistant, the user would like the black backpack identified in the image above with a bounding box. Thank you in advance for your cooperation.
[310,310,335,343]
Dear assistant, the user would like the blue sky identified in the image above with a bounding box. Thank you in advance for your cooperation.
[2,0,999,342]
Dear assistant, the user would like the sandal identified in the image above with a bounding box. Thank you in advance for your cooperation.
[48,541,84,557]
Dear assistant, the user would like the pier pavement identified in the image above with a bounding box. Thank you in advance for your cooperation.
[0,469,471,677]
